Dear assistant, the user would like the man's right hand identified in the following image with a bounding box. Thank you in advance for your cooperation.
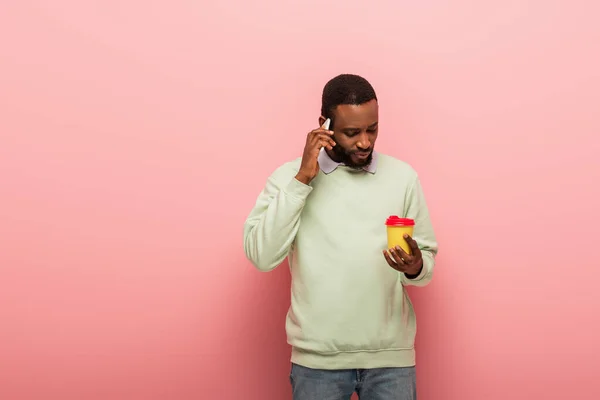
[295,122,336,185]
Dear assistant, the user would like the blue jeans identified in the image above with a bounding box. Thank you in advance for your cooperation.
[289,363,417,400]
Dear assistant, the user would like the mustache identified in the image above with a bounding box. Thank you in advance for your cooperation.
[332,146,374,157]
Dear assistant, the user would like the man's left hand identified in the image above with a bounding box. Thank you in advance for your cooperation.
[382,234,423,277]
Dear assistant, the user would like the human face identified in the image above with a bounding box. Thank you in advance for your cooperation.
[319,99,378,169]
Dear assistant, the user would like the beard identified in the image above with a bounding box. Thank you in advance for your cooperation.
[330,143,373,169]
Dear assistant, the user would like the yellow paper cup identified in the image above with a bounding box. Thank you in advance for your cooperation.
[385,216,415,254]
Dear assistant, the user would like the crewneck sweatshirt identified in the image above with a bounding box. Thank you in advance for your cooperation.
[243,150,438,369]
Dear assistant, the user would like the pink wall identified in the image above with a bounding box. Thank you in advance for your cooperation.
[1,1,599,399]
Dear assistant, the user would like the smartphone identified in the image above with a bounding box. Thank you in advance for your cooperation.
[323,118,331,130]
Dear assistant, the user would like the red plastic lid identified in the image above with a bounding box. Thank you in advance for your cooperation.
[385,216,415,226]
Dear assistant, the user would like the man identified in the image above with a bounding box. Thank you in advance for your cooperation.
[243,74,438,400]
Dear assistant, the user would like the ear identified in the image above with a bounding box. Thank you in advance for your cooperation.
[318,115,326,127]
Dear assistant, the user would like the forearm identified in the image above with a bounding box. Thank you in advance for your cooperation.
[401,176,438,286]
[244,177,312,271]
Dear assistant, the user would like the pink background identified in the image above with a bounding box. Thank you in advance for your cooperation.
[1,1,599,399]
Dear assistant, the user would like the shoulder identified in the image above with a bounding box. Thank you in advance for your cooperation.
[376,152,419,181]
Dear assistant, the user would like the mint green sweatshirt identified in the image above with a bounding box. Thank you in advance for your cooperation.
[243,151,438,369]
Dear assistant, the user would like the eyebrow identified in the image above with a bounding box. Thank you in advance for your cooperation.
[342,122,378,132]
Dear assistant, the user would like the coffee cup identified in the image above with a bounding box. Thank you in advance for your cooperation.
[385,216,415,254]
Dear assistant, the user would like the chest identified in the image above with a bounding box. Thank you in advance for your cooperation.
[298,172,409,244]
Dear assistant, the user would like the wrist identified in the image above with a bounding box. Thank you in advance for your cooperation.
[405,260,423,279]
[295,172,312,185]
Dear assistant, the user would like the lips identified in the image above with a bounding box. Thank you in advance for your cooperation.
[354,152,370,159]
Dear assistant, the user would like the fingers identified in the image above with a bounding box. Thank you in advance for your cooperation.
[304,121,336,152]
[383,236,423,275]
[320,139,334,151]
[383,249,415,273]
[382,250,402,271]
[404,234,421,256]
[390,246,413,265]
[385,244,417,263]
[308,119,334,142]
[310,132,336,149]
[312,129,334,140]
[320,135,336,150]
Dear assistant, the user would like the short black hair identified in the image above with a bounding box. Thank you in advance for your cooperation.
[321,74,377,126]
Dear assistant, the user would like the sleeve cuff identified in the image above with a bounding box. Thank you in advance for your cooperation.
[283,177,314,200]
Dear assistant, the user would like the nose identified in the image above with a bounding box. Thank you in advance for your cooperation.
[356,133,371,150]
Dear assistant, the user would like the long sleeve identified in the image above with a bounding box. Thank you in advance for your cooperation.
[401,175,439,287]
[243,170,313,272]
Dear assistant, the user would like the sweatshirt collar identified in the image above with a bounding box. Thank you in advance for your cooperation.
[318,148,378,174]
